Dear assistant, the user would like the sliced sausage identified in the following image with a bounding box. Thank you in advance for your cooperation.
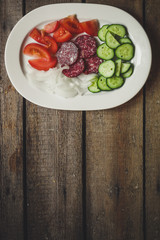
[74,34,97,58]
[84,55,103,74]
[62,59,85,78]
[56,42,78,66]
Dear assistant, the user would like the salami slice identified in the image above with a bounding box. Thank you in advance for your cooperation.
[74,34,97,58]
[84,55,103,74]
[56,42,78,66]
[62,59,85,78]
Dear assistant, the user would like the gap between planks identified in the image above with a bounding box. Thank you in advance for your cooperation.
[142,0,146,239]
[22,1,27,240]
[82,111,87,240]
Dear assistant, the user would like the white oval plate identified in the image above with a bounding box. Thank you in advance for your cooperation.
[5,3,151,110]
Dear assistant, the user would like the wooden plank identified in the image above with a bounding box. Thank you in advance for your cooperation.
[85,1,144,239]
[0,0,24,240]
[87,0,143,23]
[25,1,83,239]
[145,0,160,239]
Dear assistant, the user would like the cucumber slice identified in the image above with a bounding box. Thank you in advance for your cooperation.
[88,77,101,93]
[97,43,114,60]
[105,31,120,49]
[115,59,122,77]
[119,37,132,44]
[98,76,112,91]
[98,60,115,78]
[107,76,124,89]
[121,62,131,74]
[98,24,109,41]
[107,24,126,37]
[122,66,133,78]
[115,43,134,61]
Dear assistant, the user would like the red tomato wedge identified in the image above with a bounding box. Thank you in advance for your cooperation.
[29,28,58,54]
[40,29,45,38]
[43,36,58,54]
[23,43,52,60]
[28,57,57,71]
[80,19,99,36]
[44,21,59,33]
[29,28,46,44]
[60,15,83,34]
[53,26,72,42]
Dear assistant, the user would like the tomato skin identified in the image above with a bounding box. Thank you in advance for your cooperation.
[80,19,99,36]
[60,15,83,34]
[44,21,59,33]
[23,43,52,60]
[28,57,57,71]
[40,29,46,38]
[29,28,46,44]
[53,26,72,42]
[43,36,58,54]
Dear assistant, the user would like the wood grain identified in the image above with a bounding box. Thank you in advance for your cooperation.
[90,0,143,23]
[86,1,144,239]
[145,0,160,239]
[0,0,24,239]
[25,1,83,239]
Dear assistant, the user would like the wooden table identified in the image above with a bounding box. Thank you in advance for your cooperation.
[0,0,160,239]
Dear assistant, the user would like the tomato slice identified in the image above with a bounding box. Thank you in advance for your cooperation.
[28,57,57,71]
[40,29,46,38]
[60,15,83,34]
[53,26,72,42]
[80,19,99,36]
[29,28,58,54]
[44,21,59,33]
[43,36,58,54]
[23,43,51,60]
[29,28,46,44]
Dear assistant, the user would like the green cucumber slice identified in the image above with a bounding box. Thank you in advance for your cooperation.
[88,77,101,93]
[98,24,109,41]
[105,31,120,49]
[122,66,133,78]
[115,43,134,61]
[119,37,132,44]
[107,24,126,37]
[98,76,112,91]
[97,43,114,60]
[98,60,115,78]
[107,76,124,89]
[115,59,122,77]
[121,62,131,74]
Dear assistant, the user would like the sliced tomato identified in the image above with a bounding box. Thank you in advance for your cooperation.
[29,28,46,44]
[60,15,83,34]
[23,43,51,60]
[80,19,99,36]
[29,28,58,54]
[53,26,72,42]
[43,36,58,54]
[28,57,57,71]
[44,21,59,33]
[40,29,46,38]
